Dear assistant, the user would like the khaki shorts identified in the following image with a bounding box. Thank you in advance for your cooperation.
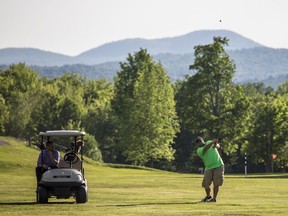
[202,166,224,188]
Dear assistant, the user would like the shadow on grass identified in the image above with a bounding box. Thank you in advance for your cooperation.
[0,201,200,207]
[0,201,75,205]
[0,201,204,207]
[96,201,201,207]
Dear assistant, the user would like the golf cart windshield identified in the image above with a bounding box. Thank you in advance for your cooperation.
[39,130,86,137]
[39,130,85,161]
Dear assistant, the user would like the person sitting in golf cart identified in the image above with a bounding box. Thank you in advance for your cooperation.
[37,141,60,169]
[36,141,60,183]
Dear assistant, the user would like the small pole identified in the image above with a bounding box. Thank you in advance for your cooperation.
[244,152,247,177]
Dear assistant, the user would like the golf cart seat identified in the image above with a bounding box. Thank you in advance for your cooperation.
[58,156,82,171]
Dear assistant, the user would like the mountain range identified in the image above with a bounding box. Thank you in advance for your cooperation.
[0,29,288,87]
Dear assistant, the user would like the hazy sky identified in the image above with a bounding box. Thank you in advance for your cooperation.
[0,0,287,56]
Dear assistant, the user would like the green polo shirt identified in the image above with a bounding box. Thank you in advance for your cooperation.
[197,140,224,170]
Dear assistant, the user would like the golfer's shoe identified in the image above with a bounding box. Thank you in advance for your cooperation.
[207,198,216,202]
[201,196,212,202]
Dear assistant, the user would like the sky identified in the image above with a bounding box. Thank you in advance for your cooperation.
[0,0,287,56]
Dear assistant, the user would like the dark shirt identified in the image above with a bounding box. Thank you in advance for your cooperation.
[37,149,60,168]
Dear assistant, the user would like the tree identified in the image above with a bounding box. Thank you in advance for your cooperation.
[277,80,288,95]
[30,89,62,132]
[188,37,236,137]
[112,49,179,166]
[174,77,202,171]
[58,97,83,129]
[0,64,41,138]
[112,49,151,163]
[0,94,8,135]
[82,79,116,163]
[47,72,86,130]
[248,92,288,172]
[174,37,250,170]
[81,133,103,162]
[219,85,252,170]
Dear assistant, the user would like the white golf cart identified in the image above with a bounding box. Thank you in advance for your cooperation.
[36,130,88,204]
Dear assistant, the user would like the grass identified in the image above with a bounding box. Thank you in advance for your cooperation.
[0,136,287,216]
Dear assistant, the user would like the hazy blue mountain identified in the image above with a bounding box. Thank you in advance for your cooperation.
[30,62,120,80]
[0,30,263,66]
[16,47,286,88]
[0,48,78,66]
[227,47,288,83]
[76,30,264,64]
[0,29,287,87]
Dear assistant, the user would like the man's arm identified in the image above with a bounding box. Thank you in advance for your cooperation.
[48,151,59,167]
[203,139,219,154]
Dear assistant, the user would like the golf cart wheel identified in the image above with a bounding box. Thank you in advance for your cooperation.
[37,186,48,204]
[76,186,87,203]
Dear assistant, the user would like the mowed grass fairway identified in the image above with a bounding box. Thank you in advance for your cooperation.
[0,137,287,216]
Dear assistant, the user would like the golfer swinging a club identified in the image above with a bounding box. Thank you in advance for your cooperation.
[195,137,224,202]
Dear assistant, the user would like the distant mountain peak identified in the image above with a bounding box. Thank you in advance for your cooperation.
[76,29,264,64]
[0,29,265,66]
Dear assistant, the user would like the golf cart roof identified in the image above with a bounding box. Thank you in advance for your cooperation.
[39,130,86,137]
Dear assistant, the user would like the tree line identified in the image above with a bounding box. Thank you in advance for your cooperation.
[0,37,287,173]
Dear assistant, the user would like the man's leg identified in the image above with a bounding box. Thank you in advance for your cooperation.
[35,167,47,185]
[201,170,213,201]
[35,167,43,185]
[213,186,219,200]
[211,166,224,201]
[205,187,211,197]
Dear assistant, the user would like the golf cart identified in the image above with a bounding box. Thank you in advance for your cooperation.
[36,130,88,204]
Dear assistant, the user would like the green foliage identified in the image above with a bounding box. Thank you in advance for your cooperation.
[30,90,62,132]
[113,49,179,166]
[82,133,102,162]
[0,94,8,134]
[220,86,251,152]
[177,37,236,141]
[0,65,115,161]
[248,92,288,172]
[82,79,116,163]
[0,64,41,138]
[187,37,236,137]
[277,80,288,95]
